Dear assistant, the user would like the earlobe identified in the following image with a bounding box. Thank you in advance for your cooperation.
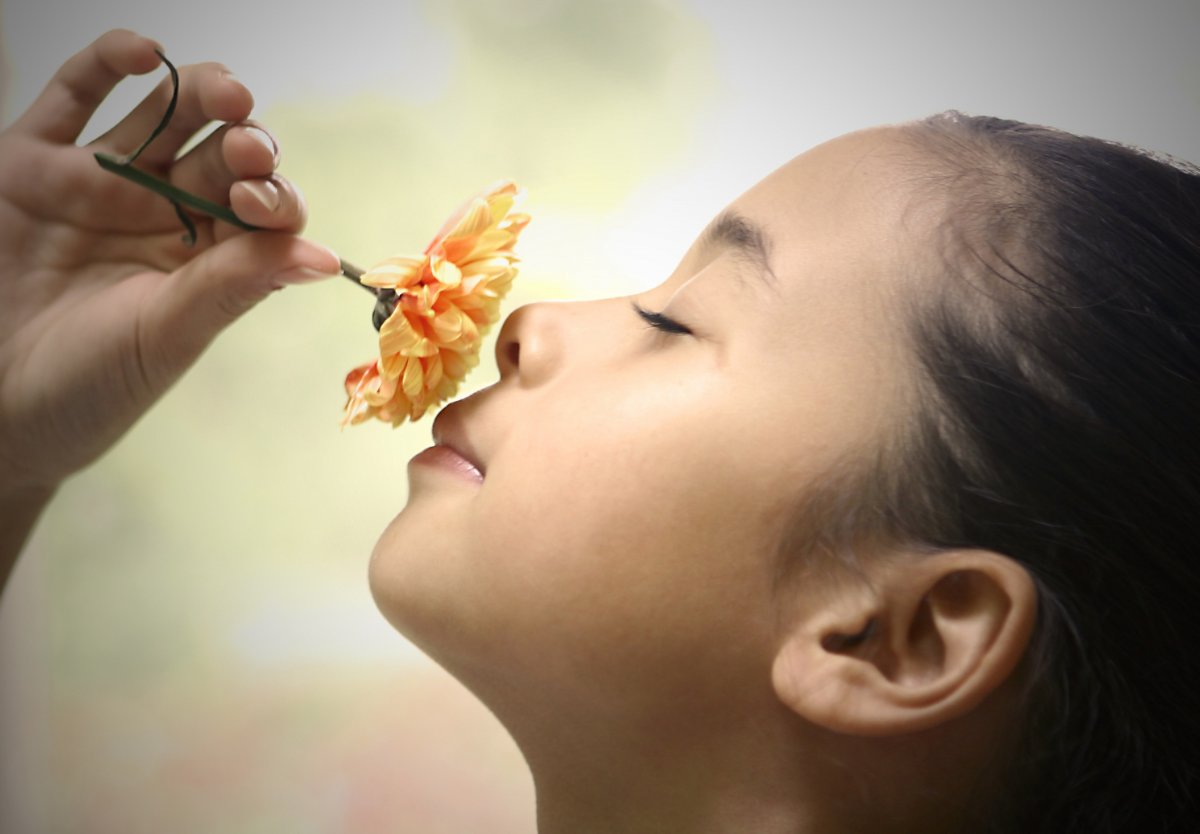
[772,550,1037,736]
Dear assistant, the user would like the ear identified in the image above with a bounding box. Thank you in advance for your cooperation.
[771,549,1037,736]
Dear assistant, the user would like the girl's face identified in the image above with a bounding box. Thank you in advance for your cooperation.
[369,128,924,724]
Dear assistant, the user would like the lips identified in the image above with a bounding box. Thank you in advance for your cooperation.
[431,407,486,478]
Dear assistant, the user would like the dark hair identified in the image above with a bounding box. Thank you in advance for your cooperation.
[854,113,1200,832]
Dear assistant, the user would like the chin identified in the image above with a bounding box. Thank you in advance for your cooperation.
[365,504,490,670]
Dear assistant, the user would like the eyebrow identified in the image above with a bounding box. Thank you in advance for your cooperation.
[700,210,779,291]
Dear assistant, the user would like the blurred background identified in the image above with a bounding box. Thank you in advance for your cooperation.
[1,0,1197,831]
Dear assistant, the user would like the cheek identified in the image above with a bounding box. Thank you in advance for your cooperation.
[368,356,803,702]
[485,367,724,548]
[467,369,789,655]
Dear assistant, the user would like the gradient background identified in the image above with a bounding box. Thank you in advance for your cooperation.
[1,1,1197,831]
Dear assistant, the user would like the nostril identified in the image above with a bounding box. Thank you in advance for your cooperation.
[495,302,560,382]
[494,308,526,378]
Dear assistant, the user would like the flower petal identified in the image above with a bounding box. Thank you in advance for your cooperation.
[428,254,463,289]
[423,352,444,392]
[344,181,528,426]
[379,310,437,359]
[401,355,425,400]
[360,255,427,289]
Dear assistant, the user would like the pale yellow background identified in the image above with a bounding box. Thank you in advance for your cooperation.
[1,1,1197,831]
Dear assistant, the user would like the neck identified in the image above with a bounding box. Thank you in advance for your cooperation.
[428,631,979,833]
[499,686,840,834]
[533,768,814,834]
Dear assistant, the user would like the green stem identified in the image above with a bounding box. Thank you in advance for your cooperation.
[95,152,253,230]
[94,152,372,294]
[120,51,180,166]
[92,49,387,330]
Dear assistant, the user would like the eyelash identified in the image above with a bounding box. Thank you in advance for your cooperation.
[632,302,693,336]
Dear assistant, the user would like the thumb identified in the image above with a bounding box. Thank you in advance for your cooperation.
[140,231,341,379]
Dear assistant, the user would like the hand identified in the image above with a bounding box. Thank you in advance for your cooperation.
[0,29,341,495]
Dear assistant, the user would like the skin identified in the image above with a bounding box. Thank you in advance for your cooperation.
[371,127,915,676]
[0,33,1036,830]
[369,128,1031,833]
[0,30,341,587]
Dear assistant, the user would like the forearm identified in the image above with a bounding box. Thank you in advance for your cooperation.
[0,484,56,594]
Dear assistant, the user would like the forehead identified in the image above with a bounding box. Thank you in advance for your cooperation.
[706,128,930,466]
[721,126,930,342]
[737,127,926,273]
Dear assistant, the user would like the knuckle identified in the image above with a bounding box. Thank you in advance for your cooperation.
[214,289,255,322]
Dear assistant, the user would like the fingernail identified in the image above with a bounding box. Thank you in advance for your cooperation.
[274,267,336,285]
[242,126,279,164]
[242,179,280,212]
[294,239,341,273]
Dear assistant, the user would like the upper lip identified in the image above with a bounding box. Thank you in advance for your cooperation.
[431,405,486,477]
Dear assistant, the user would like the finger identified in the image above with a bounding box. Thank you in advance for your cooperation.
[91,62,253,167]
[223,121,279,172]
[224,175,308,236]
[138,233,340,385]
[166,120,278,204]
[3,138,180,233]
[13,29,163,144]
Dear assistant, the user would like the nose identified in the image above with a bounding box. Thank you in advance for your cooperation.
[494,302,566,386]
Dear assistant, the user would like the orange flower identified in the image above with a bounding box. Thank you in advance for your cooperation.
[342,181,529,426]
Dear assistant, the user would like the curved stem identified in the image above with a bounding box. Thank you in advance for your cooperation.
[92,50,382,327]
[120,50,180,166]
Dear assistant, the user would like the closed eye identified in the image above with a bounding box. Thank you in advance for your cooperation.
[632,302,693,336]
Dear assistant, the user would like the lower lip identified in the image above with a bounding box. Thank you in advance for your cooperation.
[410,445,484,484]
